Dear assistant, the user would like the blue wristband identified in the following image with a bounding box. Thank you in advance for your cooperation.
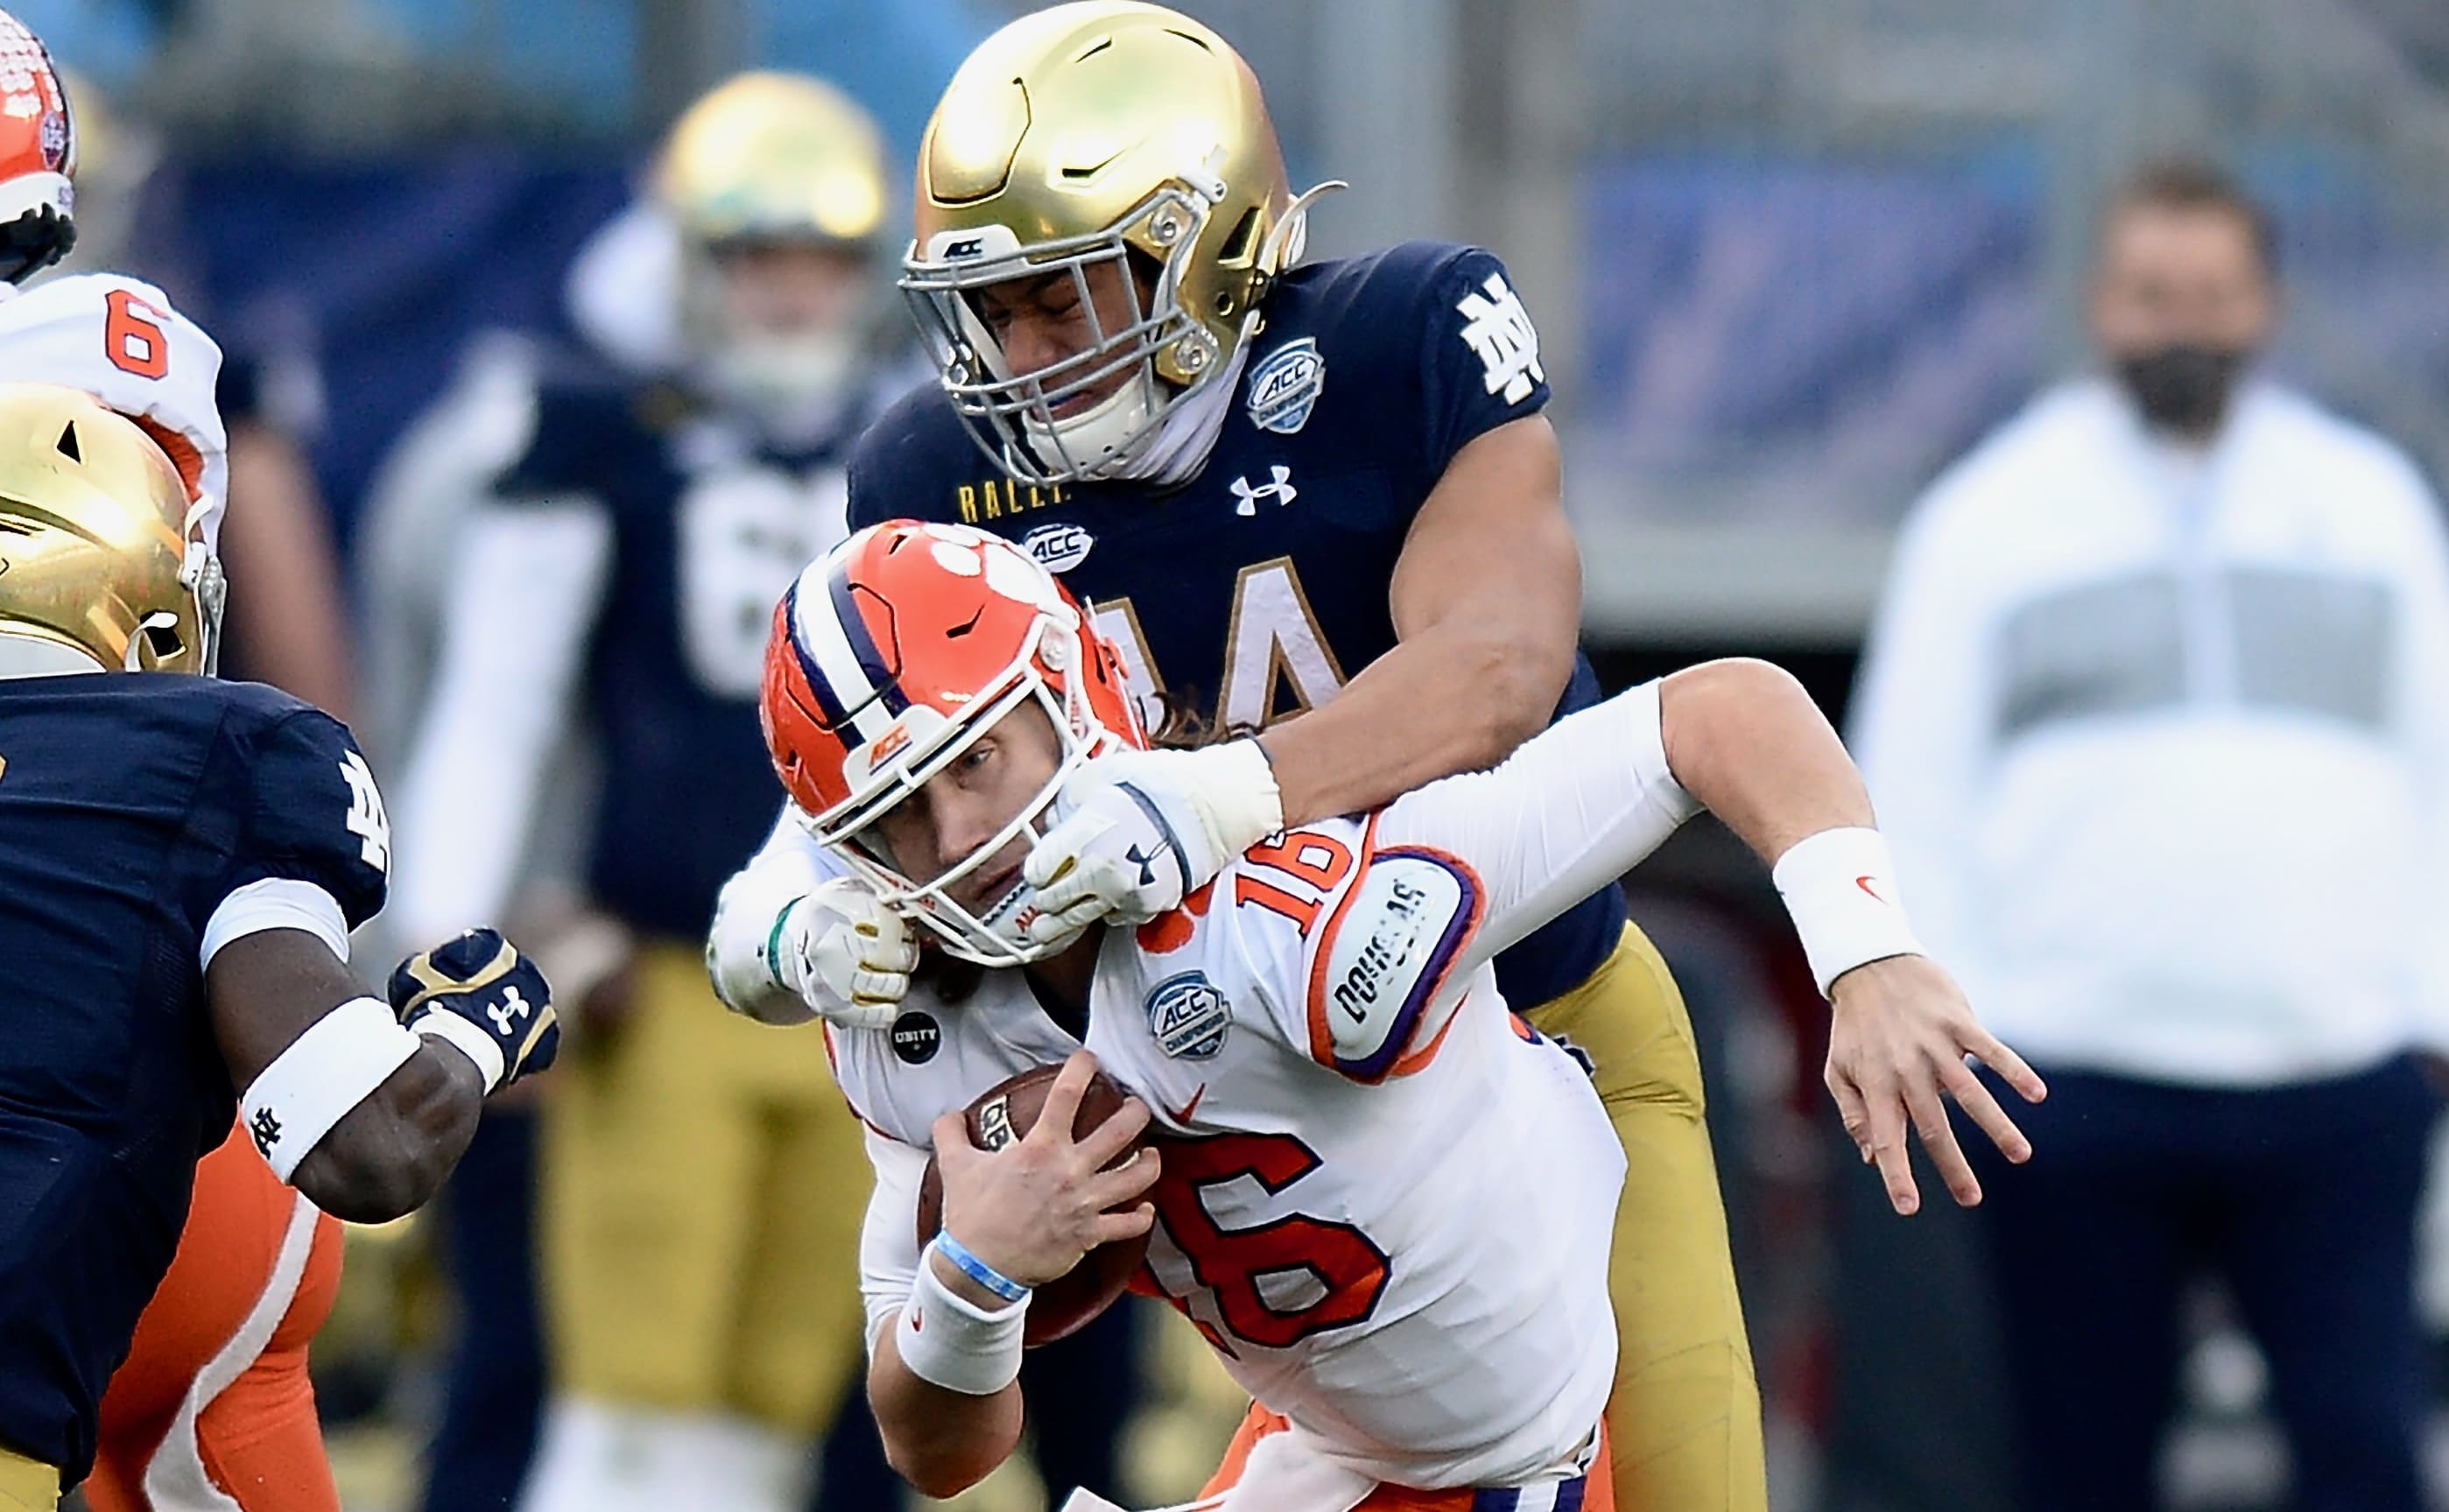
[932,1230,1031,1305]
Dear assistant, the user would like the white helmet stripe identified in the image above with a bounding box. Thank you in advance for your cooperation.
[789,561,898,744]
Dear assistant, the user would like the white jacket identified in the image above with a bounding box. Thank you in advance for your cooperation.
[1852,377,2449,1087]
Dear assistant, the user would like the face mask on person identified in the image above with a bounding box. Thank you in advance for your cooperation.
[2112,342,2254,438]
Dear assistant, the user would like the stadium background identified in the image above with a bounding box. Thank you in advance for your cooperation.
[21,0,2449,1508]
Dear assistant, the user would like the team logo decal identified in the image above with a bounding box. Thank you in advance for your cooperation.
[1144,971,1232,1060]
[890,1010,942,1065]
[1246,338,1325,434]
[1021,521,1095,574]
[1230,464,1298,517]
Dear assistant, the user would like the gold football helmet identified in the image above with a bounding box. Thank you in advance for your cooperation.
[903,1,1337,482]
[653,73,890,427]
[0,382,213,674]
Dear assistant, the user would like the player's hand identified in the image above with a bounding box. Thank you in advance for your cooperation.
[775,877,918,1032]
[389,928,559,1093]
[1019,742,1284,945]
[932,1051,1160,1288]
[1824,954,2045,1214]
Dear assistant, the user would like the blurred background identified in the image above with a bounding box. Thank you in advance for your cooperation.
[30,0,2449,1508]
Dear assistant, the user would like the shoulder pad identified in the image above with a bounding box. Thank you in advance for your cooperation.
[1303,844,1486,1082]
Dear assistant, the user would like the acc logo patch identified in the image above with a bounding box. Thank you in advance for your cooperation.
[1144,971,1232,1060]
[1020,521,1095,574]
[1246,338,1325,435]
[890,1010,942,1065]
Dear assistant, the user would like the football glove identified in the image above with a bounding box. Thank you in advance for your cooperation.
[388,928,559,1093]
[1020,741,1284,943]
[773,877,918,1032]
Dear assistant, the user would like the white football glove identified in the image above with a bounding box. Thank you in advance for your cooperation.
[1020,741,1284,946]
[772,877,919,1031]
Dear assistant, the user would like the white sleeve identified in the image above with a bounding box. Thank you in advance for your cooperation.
[1369,679,1699,978]
[1846,488,1996,993]
[355,335,541,758]
[705,803,853,1014]
[0,274,229,531]
[388,499,612,943]
[1265,684,1695,1083]
[199,877,350,969]
[2376,458,2449,1053]
[860,1124,928,1352]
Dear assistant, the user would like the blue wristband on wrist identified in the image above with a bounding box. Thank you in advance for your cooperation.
[932,1230,1031,1305]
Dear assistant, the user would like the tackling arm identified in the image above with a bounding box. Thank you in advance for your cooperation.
[1257,415,1580,826]
[208,931,482,1224]
[208,921,557,1224]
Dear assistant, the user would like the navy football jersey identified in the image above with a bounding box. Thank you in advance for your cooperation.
[492,379,867,939]
[848,240,1624,1009]
[0,674,387,1481]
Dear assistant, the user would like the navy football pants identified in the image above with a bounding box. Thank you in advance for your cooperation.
[1970,1054,2439,1512]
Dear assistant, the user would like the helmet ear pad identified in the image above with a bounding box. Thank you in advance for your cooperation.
[0,201,72,285]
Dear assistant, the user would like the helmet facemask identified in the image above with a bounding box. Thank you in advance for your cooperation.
[808,615,1126,967]
[902,184,1227,485]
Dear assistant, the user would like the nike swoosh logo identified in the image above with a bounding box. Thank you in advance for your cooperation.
[1855,875,1887,904]
[1168,1084,1207,1125]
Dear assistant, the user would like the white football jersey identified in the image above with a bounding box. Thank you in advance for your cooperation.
[831,684,1700,1494]
[0,273,229,542]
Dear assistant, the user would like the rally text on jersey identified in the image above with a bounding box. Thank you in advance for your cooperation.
[956,478,1068,524]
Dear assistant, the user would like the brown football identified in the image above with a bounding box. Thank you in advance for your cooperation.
[916,1063,1156,1347]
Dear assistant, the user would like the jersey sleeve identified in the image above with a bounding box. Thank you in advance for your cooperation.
[0,273,229,530]
[1369,680,1695,975]
[222,707,392,933]
[1401,243,1552,489]
[1223,682,1697,1082]
[858,1124,930,1350]
[1222,818,1493,1085]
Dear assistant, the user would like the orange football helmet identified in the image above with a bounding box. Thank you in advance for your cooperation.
[0,11,74,284]
[760,520,1143,963]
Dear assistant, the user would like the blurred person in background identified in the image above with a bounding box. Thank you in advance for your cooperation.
[1852,158,2449,1512]
[388,73,913,1512]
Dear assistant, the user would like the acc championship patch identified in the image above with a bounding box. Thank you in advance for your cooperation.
[1246,337,1325,434]
[1144,971,1232,1060]
[1306,849,1482,1082]
[1021,521,1094,574]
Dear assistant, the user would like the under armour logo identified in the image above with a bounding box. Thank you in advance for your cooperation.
[1456,271,1545,404]
[486,986,533,1037]
[1230,465,1298,517]
[1126,843,1159,888]
[250,1107,284,1154]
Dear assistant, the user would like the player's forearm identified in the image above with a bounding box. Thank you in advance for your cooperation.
[289,1045,484,1223]
[868,1331,1024,1499]
[1660,658,1875,865]
[1258,605,1574,826]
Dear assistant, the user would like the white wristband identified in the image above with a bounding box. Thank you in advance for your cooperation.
[895,1244,1029,1396]
[1770,826,1925,997]
[240,996,420,1181]
[412,1010,506,1093]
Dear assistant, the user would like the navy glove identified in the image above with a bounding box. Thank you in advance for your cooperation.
[388,928,559,1091]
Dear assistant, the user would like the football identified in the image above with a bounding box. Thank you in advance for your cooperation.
[916,1063,1157,1346]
